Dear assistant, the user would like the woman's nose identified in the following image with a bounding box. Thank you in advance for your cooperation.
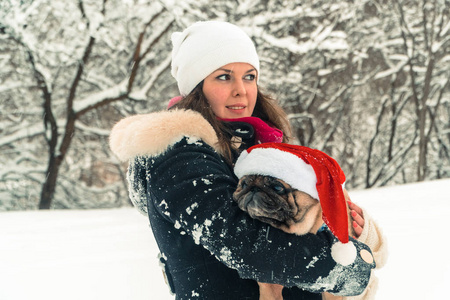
[233,79,247,97]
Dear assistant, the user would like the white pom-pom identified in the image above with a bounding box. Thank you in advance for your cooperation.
[331,241,357,266]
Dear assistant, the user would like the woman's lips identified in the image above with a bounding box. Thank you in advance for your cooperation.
[226,103,247,111]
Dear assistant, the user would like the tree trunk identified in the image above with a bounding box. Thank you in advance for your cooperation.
[39,155,63,209]
[39,114,77,209]
[417,55,435,181]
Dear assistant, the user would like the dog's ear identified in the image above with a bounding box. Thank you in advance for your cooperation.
[233,175,254,202]
[236,176,249,190]
[234,175,253,193]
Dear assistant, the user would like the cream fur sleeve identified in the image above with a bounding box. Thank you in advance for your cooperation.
[357,208,388,268]
[345,208,388,300]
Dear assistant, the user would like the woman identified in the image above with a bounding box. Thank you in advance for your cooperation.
[110,21,384,299]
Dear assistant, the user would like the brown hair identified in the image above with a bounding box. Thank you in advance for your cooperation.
[169,82,292,164]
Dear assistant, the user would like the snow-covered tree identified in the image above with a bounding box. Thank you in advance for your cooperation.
[346,0,450,187]
[0,0,448,210]
[0,0,176,209]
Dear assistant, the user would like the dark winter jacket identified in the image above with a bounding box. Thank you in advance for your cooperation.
[109,109,376,299]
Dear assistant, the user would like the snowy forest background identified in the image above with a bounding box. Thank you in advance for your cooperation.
[1,0,449,210]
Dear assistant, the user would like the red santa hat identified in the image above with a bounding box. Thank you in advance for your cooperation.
[234,143,357,264]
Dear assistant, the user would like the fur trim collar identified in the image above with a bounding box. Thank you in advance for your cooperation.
[109,109,219,161]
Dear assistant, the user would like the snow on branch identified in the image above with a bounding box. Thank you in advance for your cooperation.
[73,79,129,116]
[75,122,111,137]
[318,85,350,111]
[0,124,44,148]
[129,55,172,101]
[374,61,408,80]
[259,24,348,54]
[0,115,114,149]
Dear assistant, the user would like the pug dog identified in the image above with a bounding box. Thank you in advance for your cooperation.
[233,174,353,300]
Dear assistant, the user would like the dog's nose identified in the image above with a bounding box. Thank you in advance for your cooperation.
[250,186,261,193]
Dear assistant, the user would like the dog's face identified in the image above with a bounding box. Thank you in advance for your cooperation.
[233,175,323,235]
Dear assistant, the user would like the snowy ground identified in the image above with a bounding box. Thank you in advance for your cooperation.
[1,179,449,300]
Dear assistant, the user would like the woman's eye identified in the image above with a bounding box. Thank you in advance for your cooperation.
[244,74,256,81]
[217,74,230,81]
[240,181,247,189]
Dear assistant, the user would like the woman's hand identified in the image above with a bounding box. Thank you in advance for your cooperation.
[348,201,365,238]
[343,189,365,238]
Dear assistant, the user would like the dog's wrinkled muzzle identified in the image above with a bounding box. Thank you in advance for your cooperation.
[239,190,289,224]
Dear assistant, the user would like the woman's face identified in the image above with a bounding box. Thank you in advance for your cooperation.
[202,62,257,119]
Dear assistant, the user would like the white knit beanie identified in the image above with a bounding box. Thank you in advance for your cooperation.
[171,21,260,96]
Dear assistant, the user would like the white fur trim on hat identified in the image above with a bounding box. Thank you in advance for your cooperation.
[234,147,319,200]
[171,21,260,96]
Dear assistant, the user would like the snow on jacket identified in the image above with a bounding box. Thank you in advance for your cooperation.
[109,109,376,299]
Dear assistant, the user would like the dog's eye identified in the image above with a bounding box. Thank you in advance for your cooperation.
[271,184,285,194]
